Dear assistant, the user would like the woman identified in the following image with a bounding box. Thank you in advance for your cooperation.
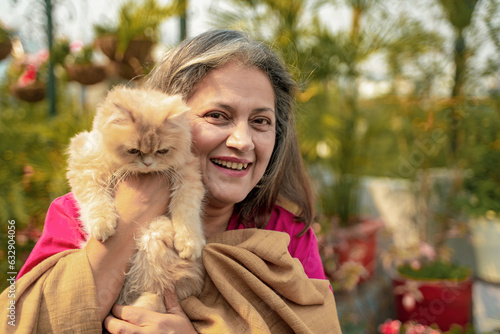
[2,29,340,333]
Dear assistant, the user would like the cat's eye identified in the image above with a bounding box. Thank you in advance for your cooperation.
[127,149,141,155]
[156,149,169,154]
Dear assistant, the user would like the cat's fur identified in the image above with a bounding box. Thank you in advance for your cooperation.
[66,86,205,312]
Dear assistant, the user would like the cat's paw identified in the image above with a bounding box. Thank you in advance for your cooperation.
[132,292,166,313]
[87,217,117,241]
[174,232,204,261]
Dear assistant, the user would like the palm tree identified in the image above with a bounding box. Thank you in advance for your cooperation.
[437,0,480,159]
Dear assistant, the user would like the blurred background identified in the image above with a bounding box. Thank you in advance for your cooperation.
[0,0,499,333]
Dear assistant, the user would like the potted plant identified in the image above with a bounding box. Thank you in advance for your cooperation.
[392,258,472,332]
[460,106,500,284]
[369,173,473,331]
[65,40,106,85]
[0,21,12,61]
[10,50,49,103]
[93,0,178,80]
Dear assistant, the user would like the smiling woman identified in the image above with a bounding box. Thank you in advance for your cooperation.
[0,29,341,334]
[187,61,276,208]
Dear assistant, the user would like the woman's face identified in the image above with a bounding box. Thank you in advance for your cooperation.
[187,61,276,207]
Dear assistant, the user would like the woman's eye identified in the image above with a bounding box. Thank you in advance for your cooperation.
[204,111,229,124]
[252,117,273,127]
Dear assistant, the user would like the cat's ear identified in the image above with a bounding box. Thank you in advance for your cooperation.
[163,94,190,123]
[109,103,136,125]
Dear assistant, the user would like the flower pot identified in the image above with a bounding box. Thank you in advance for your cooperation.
[66,64,106,85]
[393,275,472,331]
[0,40,12,61]
[333,217,383,281]
[95,35,118,61]
[469,216,500,284]
[123,38,154,64]
[11,82,46,102]
[95,36,153,64]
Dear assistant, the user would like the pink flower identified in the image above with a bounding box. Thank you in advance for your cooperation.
[406,323,428,334]
[419,242,436,261]
[17,64,37,87]
[36,49,49,64]
[70,40,84,53]
[378,319,401,334]
[410,259,421,270]
[394,281,423,312]
[402,293,417,311]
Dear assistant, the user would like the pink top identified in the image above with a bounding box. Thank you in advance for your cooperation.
[18,193,327,282]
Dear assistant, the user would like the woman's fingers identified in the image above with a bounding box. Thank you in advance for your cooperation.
[104,301,197,334]
[111,303,146,326]
[164,289,184,316]
[104,312,140,333]
[105,304,155,333]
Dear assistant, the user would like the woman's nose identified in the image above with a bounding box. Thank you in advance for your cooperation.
[226,122,255,152]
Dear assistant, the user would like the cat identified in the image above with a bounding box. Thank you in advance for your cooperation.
[66,85,205,312]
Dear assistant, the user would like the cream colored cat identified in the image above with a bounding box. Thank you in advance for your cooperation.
[66,86,205,312]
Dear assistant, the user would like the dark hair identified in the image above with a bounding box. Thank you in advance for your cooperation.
[144,29,314,235]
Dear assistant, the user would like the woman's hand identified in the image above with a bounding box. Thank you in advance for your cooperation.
[114,173,172,231]
[104,290,197,334]
[87,173,172,321]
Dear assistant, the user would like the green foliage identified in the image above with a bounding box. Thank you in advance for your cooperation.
[94,0,179,53]
[67,44,95,66]
[51,39,71,66]
[460,99,500,217]
[397,260,471,281]
[0,81,93,292]
[0,21,12,42]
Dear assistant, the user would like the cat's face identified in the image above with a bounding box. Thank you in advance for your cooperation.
[94,87,191,174]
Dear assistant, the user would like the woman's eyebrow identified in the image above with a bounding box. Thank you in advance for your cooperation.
[254,107,275,114]
[214,102,275,114]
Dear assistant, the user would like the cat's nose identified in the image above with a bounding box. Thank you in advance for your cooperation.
[142,156,154,167]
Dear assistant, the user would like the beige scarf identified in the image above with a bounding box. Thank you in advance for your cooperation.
[1,229,341,333]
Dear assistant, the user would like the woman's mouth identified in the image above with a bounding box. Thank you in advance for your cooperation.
[211,158,249,171]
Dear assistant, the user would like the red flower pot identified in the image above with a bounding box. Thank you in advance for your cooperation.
[333,217,383,281]
[393,276,472,331]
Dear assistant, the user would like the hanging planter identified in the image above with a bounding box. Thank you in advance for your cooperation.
[95,35,118,61]
[64,41,107,85]
[123,38,153,63]
[392,261,473,331]
[11,82,46,103]
[0,40,12,61]
[66,64,106,85]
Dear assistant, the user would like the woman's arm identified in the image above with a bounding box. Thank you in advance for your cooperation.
[86,173,171,321]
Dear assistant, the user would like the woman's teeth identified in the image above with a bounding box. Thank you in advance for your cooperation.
[212,159,249,171]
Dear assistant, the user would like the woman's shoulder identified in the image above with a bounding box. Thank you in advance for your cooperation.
[265,204,306,236]
[17,193,84,279]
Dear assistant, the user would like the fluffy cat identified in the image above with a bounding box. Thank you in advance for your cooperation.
[66,86,205,312]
